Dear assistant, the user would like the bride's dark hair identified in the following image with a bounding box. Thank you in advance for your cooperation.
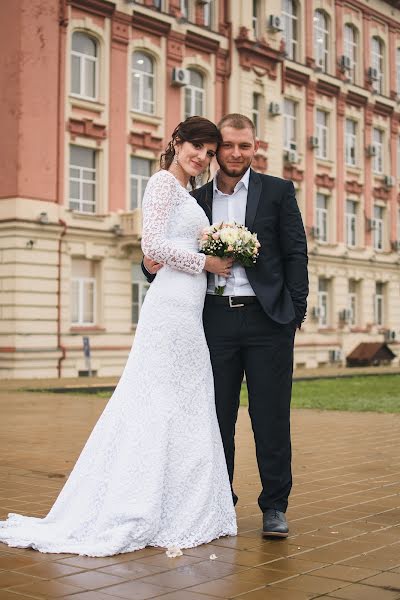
[160,116,222,189]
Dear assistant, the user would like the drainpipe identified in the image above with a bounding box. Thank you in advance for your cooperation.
[57,219,67,377]
[223,0,232,116]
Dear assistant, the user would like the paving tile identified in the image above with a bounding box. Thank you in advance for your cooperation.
[99,579,172,599]
[98,561,168,580]
[235,587,317,599]
[310,564,381,582]
[361,571,400,589]
[271,574,351,594]
[325,582,400,599]
[186,574,275,597]
[62,593,128,600]
[55,570,125,590]
[9,578,87,597]
[258,558,328,575]
[14,561,85,579]
[0,570,39,588]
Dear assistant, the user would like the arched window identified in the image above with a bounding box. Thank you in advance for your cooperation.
[371,37,384,94]
[184,70,205,118]
[132,52,155,114]
[282,0,298,61]
[71,32,98,99]
[314,10,329,72]
[344,24,357,83]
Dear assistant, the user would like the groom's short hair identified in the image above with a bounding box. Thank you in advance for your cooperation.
[218,114,256,138]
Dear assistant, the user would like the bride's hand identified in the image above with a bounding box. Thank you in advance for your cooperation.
[204,256,234,277]
[144,256,163,275]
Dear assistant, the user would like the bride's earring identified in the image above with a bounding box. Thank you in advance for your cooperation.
[173,152,179,165]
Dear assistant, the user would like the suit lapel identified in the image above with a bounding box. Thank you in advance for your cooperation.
[245,169,262,231]
[197,181,213,224]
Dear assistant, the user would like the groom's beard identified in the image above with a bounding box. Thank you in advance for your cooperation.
[217,161,252,179]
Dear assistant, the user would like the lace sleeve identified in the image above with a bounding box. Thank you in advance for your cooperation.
[141,171,206,275]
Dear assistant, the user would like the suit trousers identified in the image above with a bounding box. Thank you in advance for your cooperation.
[203,296,296,513]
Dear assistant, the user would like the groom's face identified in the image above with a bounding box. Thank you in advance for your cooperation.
[217,126,259,179]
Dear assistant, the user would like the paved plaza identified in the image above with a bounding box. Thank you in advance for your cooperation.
[0,377,399,599]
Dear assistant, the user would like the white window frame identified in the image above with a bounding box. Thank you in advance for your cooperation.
[252,93,261,137]
[316,109,328,159]
[132,265,150,325]
[202,0,213,28]
[130,157,152,210]
[69,146,97,214]
[397,48,400,95]
[348,280,357,326]
[252,0,260,38]
[71,32,98,101]
[374,282,384,326]
[314,10,329,72]
[184,70,205,118]
[282,0,298,61]
[372,128,384,174]
[283,99,297,151]
[318,278,329,327]
[132,52,155,115]
[371,37,384,95]
[345,200,357,248]
[316,193,328,242]
[71,277,96,326]
[373,205,384,251]
[344,24,357,83]
[345,119,357,166]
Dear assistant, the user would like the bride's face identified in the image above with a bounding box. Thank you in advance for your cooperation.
[175,141,217,178]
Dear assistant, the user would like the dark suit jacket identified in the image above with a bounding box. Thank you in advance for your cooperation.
[142,169,309,327]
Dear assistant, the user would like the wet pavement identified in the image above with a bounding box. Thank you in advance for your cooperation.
[0,377,399,599]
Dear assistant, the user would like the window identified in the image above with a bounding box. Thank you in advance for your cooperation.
[316,193,328,242]
[348,280,357,326]
[371,37,384,94]
[252,0,261,38]
[71,32,98,100]
[397,48,400,95]
[69,146,96,214]
[345,119,357,166]
[184,70,204,118]
[346,200,357,247]
[372,128,383,174]
[314,10,329,72]
[374,282,384,326]
[344,24,357,83]
[283,99,297,150]
[130,157,151,210]
[316,109,328,159]
[71,259,97,325]
[132,264,150,325]
[134,0,162,8]
[180,0,189,19]
[202,0,213,28]
[252,94,261,137]
[132,52,155,114]
[373,205,384,250]
[318,277,329,327]
[282,0,298,61]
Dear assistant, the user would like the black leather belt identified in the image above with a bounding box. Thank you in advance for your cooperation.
[205,295,259,308]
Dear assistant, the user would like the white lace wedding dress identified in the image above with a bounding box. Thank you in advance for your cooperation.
[0,169,237,556]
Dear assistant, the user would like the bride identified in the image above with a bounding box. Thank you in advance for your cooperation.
[0,117,237,556]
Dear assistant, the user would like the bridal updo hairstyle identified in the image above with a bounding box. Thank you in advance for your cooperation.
[160,116,222,189]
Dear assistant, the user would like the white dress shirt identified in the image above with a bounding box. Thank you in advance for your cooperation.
[206,168,255,296]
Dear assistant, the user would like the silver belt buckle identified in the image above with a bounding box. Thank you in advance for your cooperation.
[229,296,245,308]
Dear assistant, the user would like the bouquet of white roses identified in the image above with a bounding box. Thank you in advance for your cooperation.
[199,222,261,295]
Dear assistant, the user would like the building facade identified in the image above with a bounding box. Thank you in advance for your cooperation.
[0,0,399,378]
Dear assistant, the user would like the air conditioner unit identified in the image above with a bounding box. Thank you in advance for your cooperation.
[309,136,319,149]
[329,349,342,362]
[314,59,324,72]
[391,240,400,251]
[366,144,377,157]
[309,226,320,239]
[366,218,375,231]
[171,67,190,87]
[311,306,321,319]
[284,149,298,164]
[383,175,395,188]
[339,309,352,322]
[367,66,379,81]
[339,55,351,71]
[269,101,281,116]
[268,15,283,31]
[384,329,397,342]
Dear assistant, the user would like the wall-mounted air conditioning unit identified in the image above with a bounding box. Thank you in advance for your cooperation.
[309,136,319,149]
[339,55,351,71]
[311,306,321,319]
[269,102,281,116]
[367,66,379,81]
[171,68,190,86]
[268,15,283,31]
[383,175,395,188]
[365,144,377,157]
[329,349,342,362]
[384,329,397,342]
[339,309,352,322]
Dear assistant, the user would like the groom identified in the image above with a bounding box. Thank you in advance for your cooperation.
[143,114,308,537]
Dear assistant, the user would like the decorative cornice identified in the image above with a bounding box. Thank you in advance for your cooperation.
[67,0,115,18]
[315,173,336,189]
[167,30,185,63]
[132,10,171,37]
[283,164,304,182]
[346,90,368,109]
[235,31,283,79]
[373,186,390,200]
[216,49,229,79]
[373,101,394,118]
[316,78,341,98]
[284,67,310,87]
[185,30,220,54]
[345,180,364,194]
[111,11,131,45]
[129,131,163,152]
[306,81,317,107]
[67,118,107,142]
